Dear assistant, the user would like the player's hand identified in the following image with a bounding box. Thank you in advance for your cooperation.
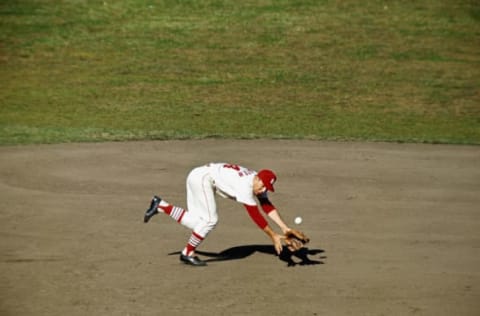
[271,233,284,255]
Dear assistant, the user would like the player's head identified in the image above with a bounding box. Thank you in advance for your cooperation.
[257,169,277,192]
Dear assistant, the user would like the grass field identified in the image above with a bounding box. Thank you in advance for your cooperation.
[1,0,479,145]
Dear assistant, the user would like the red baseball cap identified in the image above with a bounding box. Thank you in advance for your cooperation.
[257,169,277,192]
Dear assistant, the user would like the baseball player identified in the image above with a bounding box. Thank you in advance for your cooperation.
[143,162,309,266]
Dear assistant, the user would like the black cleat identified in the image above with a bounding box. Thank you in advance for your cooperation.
[180,254,207,266]
[144,196,161,223]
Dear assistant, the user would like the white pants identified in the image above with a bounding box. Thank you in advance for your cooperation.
[183,165,218,237]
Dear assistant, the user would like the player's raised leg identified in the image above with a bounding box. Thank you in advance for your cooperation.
[143,195,201,230]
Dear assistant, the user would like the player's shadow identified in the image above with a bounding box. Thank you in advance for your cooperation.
[193,245,326,267]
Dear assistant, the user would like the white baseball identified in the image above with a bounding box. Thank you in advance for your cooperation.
[294,216,303,225]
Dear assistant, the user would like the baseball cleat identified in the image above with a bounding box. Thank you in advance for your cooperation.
[180,254,207,266]
[143,196,161,223]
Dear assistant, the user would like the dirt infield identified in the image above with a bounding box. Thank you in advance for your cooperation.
[1,140,479,316]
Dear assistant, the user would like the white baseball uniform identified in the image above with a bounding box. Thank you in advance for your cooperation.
[182,163,275,238]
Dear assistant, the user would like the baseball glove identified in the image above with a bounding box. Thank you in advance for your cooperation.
[284,229,310,251]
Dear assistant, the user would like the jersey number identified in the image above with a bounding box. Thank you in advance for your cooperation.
[223,164,241,171]
[223,164,253,177]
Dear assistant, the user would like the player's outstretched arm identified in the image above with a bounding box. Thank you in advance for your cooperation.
[266,209,290,234]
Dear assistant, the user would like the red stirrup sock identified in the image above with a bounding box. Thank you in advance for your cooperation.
[182,232,204,256]
[159,204,186,223]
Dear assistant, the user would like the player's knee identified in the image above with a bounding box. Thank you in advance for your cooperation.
[207,220,218,231]
[209,214,219,227]
[195,217,218,237]
[204,217,218,232]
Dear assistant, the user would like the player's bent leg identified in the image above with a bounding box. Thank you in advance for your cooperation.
[180,231,208,266]
[147,198,202,230]
[179,216,217,267]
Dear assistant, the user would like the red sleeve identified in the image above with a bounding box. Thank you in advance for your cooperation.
[257,195,276,214]
[260,202,275,214]
[244,204,268,229]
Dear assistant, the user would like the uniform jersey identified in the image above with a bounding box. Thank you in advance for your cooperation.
[208,163,276,229]
[209,163,257,205]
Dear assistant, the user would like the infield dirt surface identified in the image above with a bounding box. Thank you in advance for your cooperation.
[1,140,479,316]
